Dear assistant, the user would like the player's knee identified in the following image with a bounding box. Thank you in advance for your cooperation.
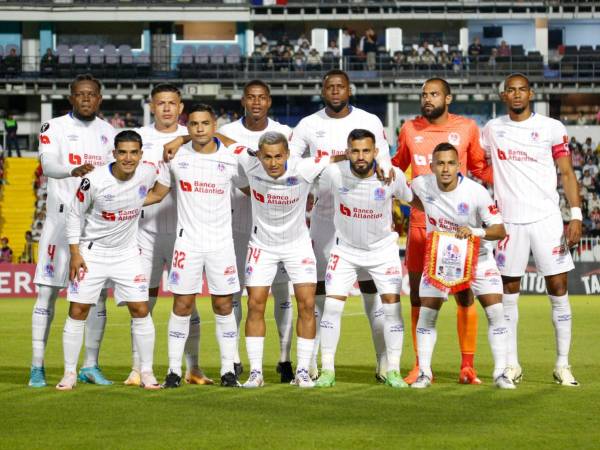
[69,302,91,320]
[173,300,194,316]
[129,302,149,318]
[502,276,522,294]
[546,276,568,297]
[212,298,233,316]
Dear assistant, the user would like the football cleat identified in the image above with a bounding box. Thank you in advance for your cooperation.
[411,372,432,389]
[376,355,388,383]
[504,365,523,384]
[140,372,161,390]
[495,373,517,390]
[459,366,482,385]
[220,371,241,387]
[185,368,214,385]
[78,366,113,385]
[315,369,336,388]
[162,371,182,389]
[308,366,319,381]
[385,370,409,389]
[553,366,580,387]
[29,366,47,388]
[276,361,294,383]
[234,362,244,378]
[242,370,265,389]
[56,372,77,391]
[123,369,141,386]
[291,368,315,388]
[403,365,421,385]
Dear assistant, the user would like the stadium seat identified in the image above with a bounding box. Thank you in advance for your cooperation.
[134,52,151,76]
[211,46,226,66]
[104,45,119,69]
[118,45,135,76]
[88,44,104,76]
[57,45,73,76]
[179,46,196,77]
[73,45,88,71]
[511,45,525,56]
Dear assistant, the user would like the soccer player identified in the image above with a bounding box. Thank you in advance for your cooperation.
[392,78,493,384]
[124,83,212,386]
[144,104,244,388]
[235,132,341,389]
[29,74,115,388]
[481,73,582,386]
[314,129,416,389]
[409,143,514,390]
[57,130,160,390]
[218,80,295,382]
[289,69,393,380]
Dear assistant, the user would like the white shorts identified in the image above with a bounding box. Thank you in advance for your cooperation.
[168,239,240,296]
[310,214,370,283]
[67,246,149,306]
[138,228,176,289]
[245,240,317,287]
[34,213,70,288]
[325,244,403,297]
[234,230,290,289]
[419,255,503,299]
[495,213,575,277]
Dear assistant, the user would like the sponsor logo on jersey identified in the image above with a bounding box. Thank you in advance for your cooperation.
[39,135,50,145]
[448,132,460,146]
[340,203,351,217]
[103,194,115,202]
[385,266,401,275]
[252,189,265,203]
[101,211,116,221]
[224,265,236,275]
[497,149,507,160]
[179,180,192,192]
[101,135,108,145]
[457,202,469,216]
[138,185,148,198]
[497,148,537,162]
[495,252,506,268]
[233,145,246,155]
[69,153,83,165]
[79,178,91,191]
[169,271,180,285]
[40,122,50,133]
[374,187,386,201]
[428,216,437,226]
[425,195,435,203]
[286,176,299,186]
[301,257,315,265]
[133,274,147,283]
[44,263,54,278]
[414,135,424,144]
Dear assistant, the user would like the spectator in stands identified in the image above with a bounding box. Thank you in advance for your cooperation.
[297,33,310,49]
[41,48,57,72]
[0,237,12,263]
[438,50,450,69]
[576,111,588,125]
[279,50,293,72]
[583,137,596,153]
[407,49,420,67]
[293,50,306,72]
[359,28,378,70]
[451,51,463,72]
[468,36,482,62]
[341,27,352,57]
[3,113,21,157]
[498,40,511,57]
[393,51,406,70]
[124,112,139,128]
[216,108,231,128]
[110,112,125,128]
[420,49,436,68]
[591,208,600,236]
[278,34,291,48]
[570,136,582,153]
[19,231,35,264]
[589,192,600,211]
[254,32,268,47]
[3,48,20,73]
[595,105,600,125]
[432,40,444,55]
[31,222,43,241]
[327,40,340,58]
[417,40,430,56]
[306,48,322,71]
[582,169,595,191]
[487,48,499,70]
[258,42,270,57]
[299,41,311,57]
[36,192,47,212]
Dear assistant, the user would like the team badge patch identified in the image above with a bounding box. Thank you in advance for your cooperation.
[40,122,50,133]
[287,176,299,186]
[79,178,91,191]
[44,263,55,278]
[448,132,460,146]
[217,163,225,172]
[457,202,469,216]
[495,253,506,268]
[101,135,108,145]
[169,271,180,285]
[138,185,148,198]
[374,187,386,201]
[531,131,539,142]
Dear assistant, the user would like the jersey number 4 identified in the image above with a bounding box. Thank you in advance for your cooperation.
[172,250,186,269]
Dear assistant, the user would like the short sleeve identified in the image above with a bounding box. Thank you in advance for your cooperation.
[480,123,493,159]
[391,168,413,202]
[550,120,570,160]
[288,120,310,158]
[298,152,331,183]
[157,161,172,187]
[476,185,503,226]
[38,120,61,157]
[410,175,426,199]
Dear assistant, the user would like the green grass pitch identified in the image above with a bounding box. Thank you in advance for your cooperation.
[0,296,598,449]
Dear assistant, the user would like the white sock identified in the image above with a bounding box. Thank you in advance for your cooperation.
[319,297,345,372]
[382,302,404,372]
[132,296,158,371]
[31,285,58,367]
[132,315,155,373]
[82,291,107,368]
[549,294,572,368]
[215,312,237,376]
[416,307,439,378]
[246,336,264,373]
[184,306,200,371]
[297,337,315,372]
[272,282,293,363]
[502,293,520,367]
[63,316,85,373]
[362,292,387,366]
[232,291,243,364]
[311,294,326,369]
[167,312,190,376]
[485,303,509,379]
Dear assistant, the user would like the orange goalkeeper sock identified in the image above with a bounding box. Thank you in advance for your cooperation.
[457,303,478,369]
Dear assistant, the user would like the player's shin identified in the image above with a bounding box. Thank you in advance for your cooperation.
[184,307,201,370]
[167,312,191,376]
[215,312,237,376]
[232,291,243,364]
[246,336,264,374]
[31,285,59,367]
[361,293,387,368]
[502,293,520,367]
[549,294,572,368]
[272,282,293,363]
[416,307,439,378]
[484,303,509,379]
[132,315,156,374]
[82,290,107,368]
[457,302,478,369]
[320,297,345,372]
[310,294,326,372]
[382,302,403,372]
[63,316,86,374]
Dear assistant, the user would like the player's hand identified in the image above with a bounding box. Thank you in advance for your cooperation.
[163,137,184,162]
[567,219,582,248]
[71,164,95,177]
[455,226,473,239]
[69,253,88,282]
[376,167,395,185]
[215,132,235,146]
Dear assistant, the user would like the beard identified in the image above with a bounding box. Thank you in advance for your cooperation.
[509,106,526,115]
[73,110,96,122]
[324,98,348,113]
[421,104,446,120]
[351,159,375,176]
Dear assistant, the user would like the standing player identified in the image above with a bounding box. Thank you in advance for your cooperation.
[124,83,212,386]
[315,129,416,389]
[145,104,244,388]
[218,80,295,382]
[58,130,160,390]
[410,143,514,390]
[392,78,493,384]
[29,74,115,388]
[482,73,581,386]
[289,69,392,381]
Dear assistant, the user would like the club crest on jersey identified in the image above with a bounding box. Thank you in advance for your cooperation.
[414,135,424,144]
[457,202,469,216]
[69,281,79,294]
[217,162,225,172]
[374,187,386,201]
[325,272,333,285]
[531,131,540,142]
[448,132,460,146]
[245,266,253,276]
[101,135,108,145]
[138,185,148,198]
[177,161,189,169]
[40,122,50,133]
[425,195,435,204]
[44,263,54,278]
[286,176,299,186]
[495,253,506,268]
[169,271,180,285]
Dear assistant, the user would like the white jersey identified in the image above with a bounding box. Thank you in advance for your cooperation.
[66,162,159,254]
[235,148,330,249]
[289,106,391,223]
[411,174,503,258]
[136,123,188,234]
[219,118,292,234]
[481,113,570,224]
[39,113,115,215]
[157,140,247,252]
[321,164,412,254]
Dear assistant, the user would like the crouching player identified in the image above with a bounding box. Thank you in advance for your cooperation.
[409,143,514,389]
[57,130,160,390]
[315,129,417,389]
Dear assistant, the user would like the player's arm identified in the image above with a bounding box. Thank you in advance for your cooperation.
[556,156,582,247]
[372,119,395,184]
[163,132,235,161]
[238,186,250,196]
[38,122,95,178]
[456,187,505,241]
[456,223,505,241]
[408,176,425,211]
[144,181,170,206]
[466,123,493,185]
[66,179,92,281]
[391,125,411,171]
[409,194,424,212]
